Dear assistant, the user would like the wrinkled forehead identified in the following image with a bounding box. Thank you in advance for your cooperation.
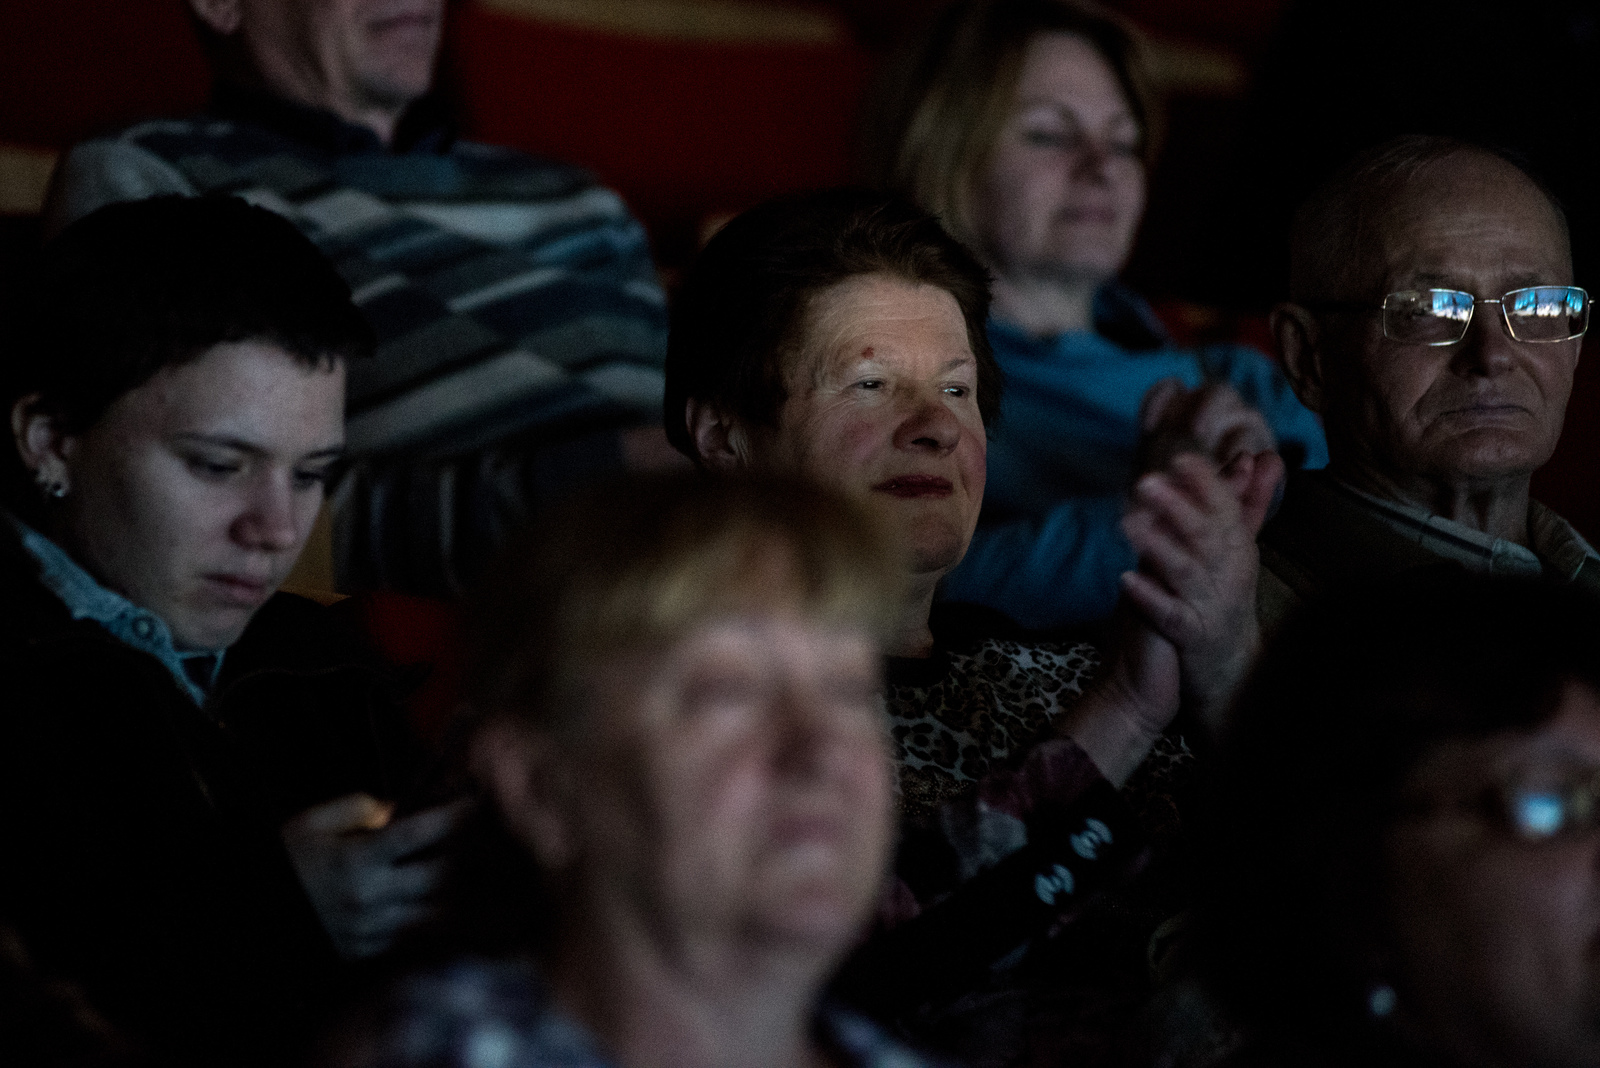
[786,274,976,383]
[1363,157,1572,296]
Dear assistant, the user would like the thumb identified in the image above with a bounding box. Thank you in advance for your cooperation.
[1139,378,1185,432]
[1238,450,1286,534]
[286,792,395,837]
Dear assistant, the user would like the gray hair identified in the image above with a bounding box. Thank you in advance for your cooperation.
[1288,135,1570,303]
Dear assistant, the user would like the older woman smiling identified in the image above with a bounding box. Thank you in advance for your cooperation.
[664,189,1280,1049]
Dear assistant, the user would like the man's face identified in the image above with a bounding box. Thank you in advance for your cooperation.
[1386,683,1600,1067]
[237,0,443,119]
[566,612,893,958]
[54,341,345,650]
[1317,155,1579,493]
[755,274,987,581]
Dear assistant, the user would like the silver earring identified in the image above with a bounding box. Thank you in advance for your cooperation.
[34,472,67,499]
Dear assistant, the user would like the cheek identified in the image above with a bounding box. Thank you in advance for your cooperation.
[788,407,893,488]
[1392,843,1598,992]
[976,153,1049,237]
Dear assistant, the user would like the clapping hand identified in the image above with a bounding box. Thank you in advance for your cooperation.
[1119,449,1282,730]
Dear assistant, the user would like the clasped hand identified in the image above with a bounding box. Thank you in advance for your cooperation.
[1120,380,1284,728]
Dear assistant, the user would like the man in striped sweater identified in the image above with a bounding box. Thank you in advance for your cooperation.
[43,0,676,596]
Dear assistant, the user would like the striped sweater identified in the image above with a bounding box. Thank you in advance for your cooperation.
[44,86,669,596]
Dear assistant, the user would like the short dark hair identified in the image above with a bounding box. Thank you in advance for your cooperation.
[1192,570,1600,1058]
[3,194,372,514]
[663,187,999,462]
[1290,135,1571,302]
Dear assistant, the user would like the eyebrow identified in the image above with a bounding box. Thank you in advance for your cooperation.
[173,432,345,461]
[1402,271,1557,291]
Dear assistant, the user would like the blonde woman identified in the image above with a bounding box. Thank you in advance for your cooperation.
[869,0,1327,629]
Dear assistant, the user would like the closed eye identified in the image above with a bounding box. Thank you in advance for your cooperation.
[186,456,242,480]
[293,468,334,491]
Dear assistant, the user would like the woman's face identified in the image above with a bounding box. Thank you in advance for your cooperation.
[1384,681,1600,1067]
[968,32,1146,288]
[752,273,986,580]
[557,610,893,961]
[45,341,345,650]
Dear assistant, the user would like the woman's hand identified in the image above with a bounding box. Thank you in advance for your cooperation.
[280,793,470,961]
[1137,379,1278,480]
[1119,451,1281,731]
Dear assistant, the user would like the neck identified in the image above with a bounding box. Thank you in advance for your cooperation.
[1330,458,1534,545]
[989,273,1100,338]
[237,54,407,146]
[888,571,940,658]
[546,906,827,1068]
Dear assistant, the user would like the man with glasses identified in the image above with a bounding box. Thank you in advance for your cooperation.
[1261,135,1600,630]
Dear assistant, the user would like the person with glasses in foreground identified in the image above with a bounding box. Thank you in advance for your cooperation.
[1260,135,1600,631]
[1162,570,1600,1068]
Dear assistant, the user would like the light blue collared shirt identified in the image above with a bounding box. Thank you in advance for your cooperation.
[9,515,224,705]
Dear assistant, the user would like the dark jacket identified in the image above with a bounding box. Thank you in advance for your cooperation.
[1257,470,1600,636]
[0,533,423,1066]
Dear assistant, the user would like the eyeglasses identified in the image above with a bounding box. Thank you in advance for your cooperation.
[1401,766,1600,842]
[1492,767,1600,841]
[1318,286,1592,346]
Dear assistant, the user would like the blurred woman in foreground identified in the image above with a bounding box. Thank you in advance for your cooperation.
[328,475,945,1068]
[1172,572,1600,1068]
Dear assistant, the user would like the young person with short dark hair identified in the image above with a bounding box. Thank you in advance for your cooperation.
[0,195,463,1068]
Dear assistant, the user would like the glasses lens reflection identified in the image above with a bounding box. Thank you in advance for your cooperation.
[1383,287,1590,344]
[1505,286,1590,342]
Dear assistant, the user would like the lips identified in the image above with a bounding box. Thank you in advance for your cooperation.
[202,574,274,608]
[872,475,953,499]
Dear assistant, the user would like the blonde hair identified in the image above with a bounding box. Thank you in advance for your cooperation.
[864,0,1157,251]
[466,473,902,731]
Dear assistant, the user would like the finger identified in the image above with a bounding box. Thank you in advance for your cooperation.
[1192,390,1276,459]
[369,796,474,862]
[1130,466,1217,549]
[1237,449,1286,534]
[286,793,394,838]
[347,901,438,955]
[356,856,452,907]
[1124,518,1210,600]
[1139,378,1187,431]
[1119,570,1199,646]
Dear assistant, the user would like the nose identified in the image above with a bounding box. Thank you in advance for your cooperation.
[1453,300,1518,378]
[892,390,963,454]
[1071,135,1114,185]
[231,472,302,553]
[770,684,854,783]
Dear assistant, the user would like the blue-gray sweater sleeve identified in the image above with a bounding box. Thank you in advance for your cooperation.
[940,495,1135,629]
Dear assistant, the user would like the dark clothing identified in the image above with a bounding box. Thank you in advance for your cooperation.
[1258,470,1600,635]
[837,610,1198,1067]
[341,958,951,1068]
[0,532,424,1066]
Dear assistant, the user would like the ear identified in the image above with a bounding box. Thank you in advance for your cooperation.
[470,716,578,872]
[685,398,752,473]
[11,393,75,493]
[1270,302,1326,415]
[187,0,243,36]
